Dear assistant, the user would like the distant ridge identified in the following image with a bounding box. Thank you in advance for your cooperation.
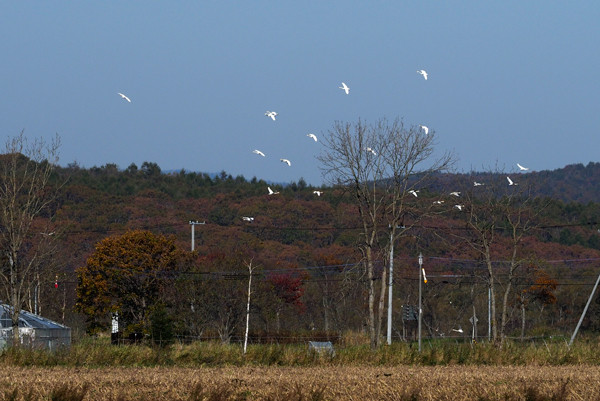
[421,162,600,204]
[86,161,600,204]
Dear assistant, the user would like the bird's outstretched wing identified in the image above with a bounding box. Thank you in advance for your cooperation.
[118,93,131,102]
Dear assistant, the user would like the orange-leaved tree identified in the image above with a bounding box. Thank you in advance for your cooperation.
[75,230,187,334]
[518,264,558,339]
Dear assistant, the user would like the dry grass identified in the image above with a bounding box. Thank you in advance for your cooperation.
[0,365,598,400]
[7,337,600,368]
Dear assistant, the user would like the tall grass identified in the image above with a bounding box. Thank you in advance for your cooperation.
[1,335,599,367]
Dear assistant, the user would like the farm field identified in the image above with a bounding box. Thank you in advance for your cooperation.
[1,365,599,401]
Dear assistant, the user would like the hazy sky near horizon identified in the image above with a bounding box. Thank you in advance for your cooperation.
[1,2,599,185]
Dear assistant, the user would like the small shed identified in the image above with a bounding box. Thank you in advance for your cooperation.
[308,341,335,357]
[0,304,71,350]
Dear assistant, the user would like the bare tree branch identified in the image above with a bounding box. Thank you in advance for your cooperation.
[0,131,61,346]
[317,117,455,349]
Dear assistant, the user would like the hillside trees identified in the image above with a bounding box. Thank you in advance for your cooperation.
[12,154,600,340]
[0,131,62,346]
[518,263,558,339]
[264,272,305,333]
[75,230,188,334]
[455,172,547,346]
[304,247,364,333]
[169,247,310,342]
[317,118,454,349]
[179,251,249,343]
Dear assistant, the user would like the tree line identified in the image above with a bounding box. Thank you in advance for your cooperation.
[1,123,600,349]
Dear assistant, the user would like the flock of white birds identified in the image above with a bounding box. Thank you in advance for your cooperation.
[117,68,531,222]
[404,70,531,212]
[433,163,530,211]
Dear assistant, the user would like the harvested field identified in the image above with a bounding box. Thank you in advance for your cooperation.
[1,365,599,400]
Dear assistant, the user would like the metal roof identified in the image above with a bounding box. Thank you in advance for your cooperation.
[0,304,69,330]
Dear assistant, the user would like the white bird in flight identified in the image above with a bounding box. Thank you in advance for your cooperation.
[242,216,254,222]
[280,158,291,166]
[265,111,278,121]
[473,181,484,186]
[450,191,461,197]
[507,176,517,186]
[313,190,323,196]
[454,204,464,211]
[267,186,279,195]
[452,328,464,334]
[118,92,131,103]
[433,200,444,205]
[419,125,429,135]
[366,147,377,156]
[307,133,318,142]
[417,70,428,80]
[517,163,529,171]
[409,190,419,197]
[339,82,350,95]
[253,149,265,157]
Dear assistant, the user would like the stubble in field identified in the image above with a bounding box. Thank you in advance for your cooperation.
[1,365,599,400]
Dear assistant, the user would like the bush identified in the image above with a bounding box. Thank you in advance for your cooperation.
[149,303,174,347]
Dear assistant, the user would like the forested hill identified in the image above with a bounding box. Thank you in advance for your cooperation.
[532,162,600,203]
[20,159,600,336]
[424,162,600,204]
[67,160,600,203]
[52,160,600,262]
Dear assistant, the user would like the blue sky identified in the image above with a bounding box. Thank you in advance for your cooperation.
[1,2,599,185]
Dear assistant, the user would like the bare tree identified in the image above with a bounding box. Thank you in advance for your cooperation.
[456,171,545,347]
[0,131,61,346]
[318,118,454,348]
[243,259,255,354]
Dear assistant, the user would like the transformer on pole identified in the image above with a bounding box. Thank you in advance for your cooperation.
[189,221,205,251]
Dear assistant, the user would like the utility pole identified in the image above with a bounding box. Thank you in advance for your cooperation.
[189,221,205,251]
[418,252,423,352]
[569,269,600,347]
[386,225,401,345]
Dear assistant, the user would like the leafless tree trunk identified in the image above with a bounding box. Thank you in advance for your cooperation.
[322,295,330,332]
[520,299,526,340]
[243,259,255,354]
[455,170,542,347]
[499,190,535,345]
[376,259,387,343]
[318,118,454,349]
[0,131,61,346]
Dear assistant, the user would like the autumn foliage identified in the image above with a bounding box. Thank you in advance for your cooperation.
[17,158,600,343]
[75,230,187,334]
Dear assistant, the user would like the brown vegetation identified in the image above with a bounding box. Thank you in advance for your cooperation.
[0,365,598,400]
[2,338,600,400]
[5,149,600,349]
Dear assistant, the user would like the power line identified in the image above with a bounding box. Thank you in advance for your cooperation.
[41,218,600,237]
